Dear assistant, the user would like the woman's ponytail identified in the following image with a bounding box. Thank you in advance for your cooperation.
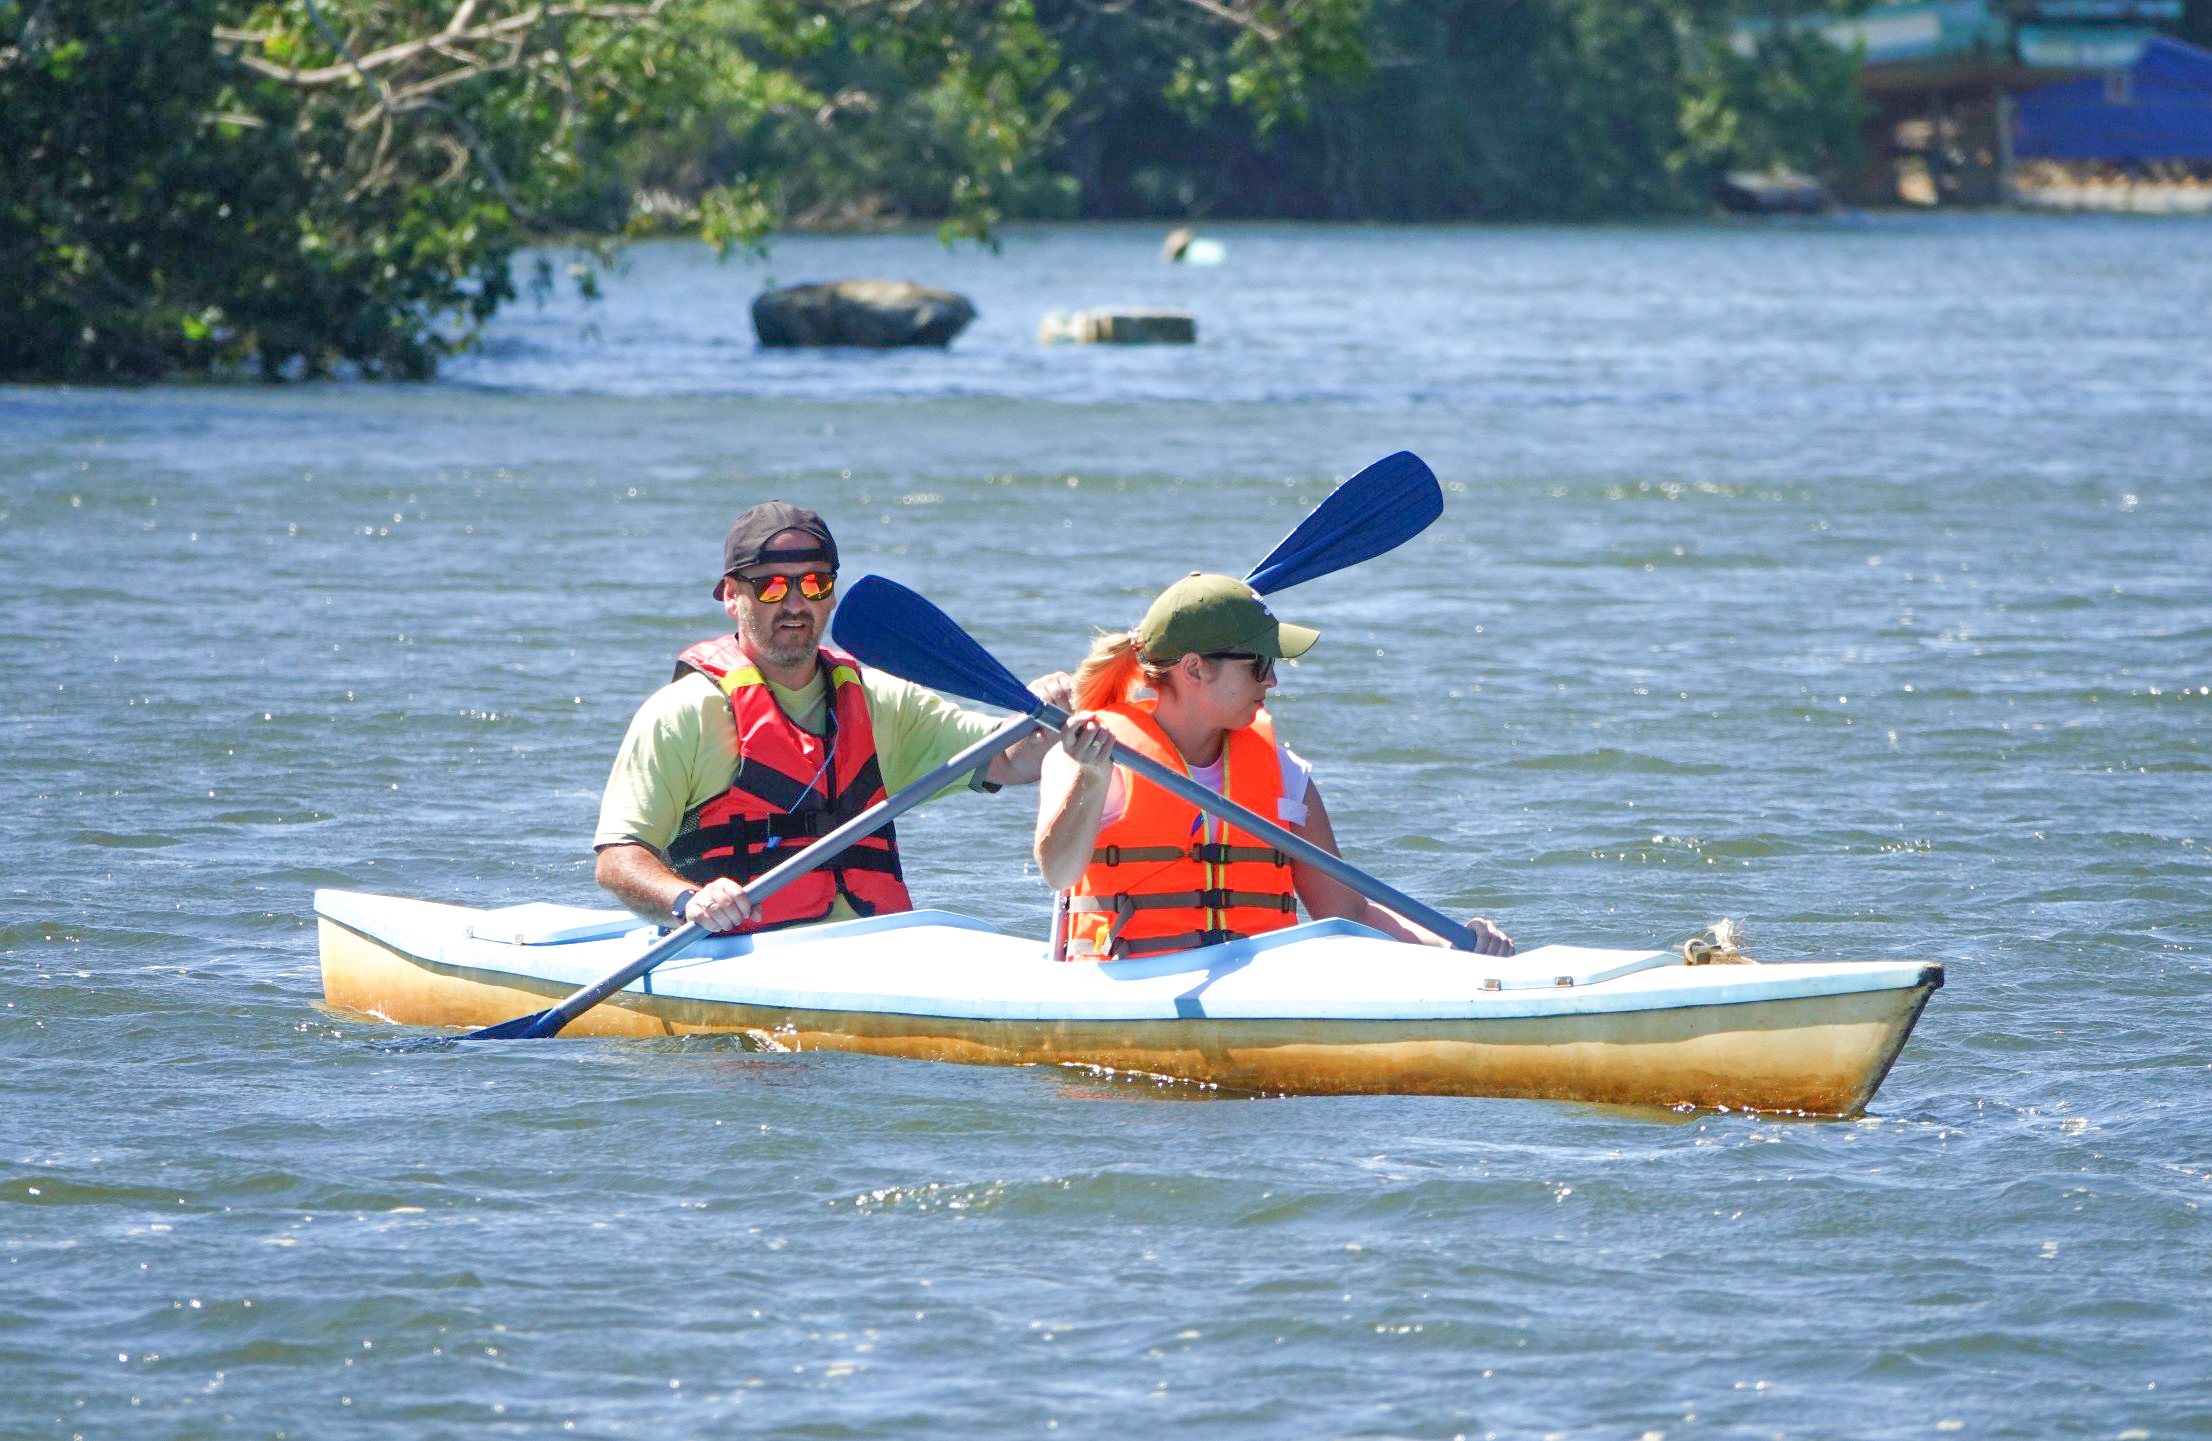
[1074,629,1147,712]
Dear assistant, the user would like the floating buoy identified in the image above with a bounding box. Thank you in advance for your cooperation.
[1161,227,1226,265]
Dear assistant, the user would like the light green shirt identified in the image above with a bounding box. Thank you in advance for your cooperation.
[594,666,1006,913]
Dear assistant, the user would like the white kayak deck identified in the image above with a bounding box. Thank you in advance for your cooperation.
[314,890,1935,1025]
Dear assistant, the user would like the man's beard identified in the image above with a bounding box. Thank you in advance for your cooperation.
[743,608,819,669]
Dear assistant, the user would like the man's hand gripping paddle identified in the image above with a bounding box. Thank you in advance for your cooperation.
[461,713,1042,1041]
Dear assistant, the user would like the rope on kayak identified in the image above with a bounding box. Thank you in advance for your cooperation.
[1680,917,1758,965]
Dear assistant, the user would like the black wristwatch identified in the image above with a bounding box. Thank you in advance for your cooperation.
[668,888,698,926]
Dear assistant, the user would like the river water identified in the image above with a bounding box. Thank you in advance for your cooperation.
[4,216,2210,1438]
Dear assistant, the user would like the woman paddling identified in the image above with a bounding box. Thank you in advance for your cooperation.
[1036,573,1514,960]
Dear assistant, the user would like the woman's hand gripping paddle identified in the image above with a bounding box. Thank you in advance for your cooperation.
[462,713,1044,1040]
[831,576,1486,952]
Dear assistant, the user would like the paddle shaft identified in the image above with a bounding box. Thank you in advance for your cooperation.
[1034,703,1482,951]
[471,714,1046,1039]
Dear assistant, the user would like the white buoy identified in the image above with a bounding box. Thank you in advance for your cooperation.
[1161,228,1227,266]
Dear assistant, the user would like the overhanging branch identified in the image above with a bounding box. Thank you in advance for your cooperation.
[220,0,667,88]
[1172,0,1284,45]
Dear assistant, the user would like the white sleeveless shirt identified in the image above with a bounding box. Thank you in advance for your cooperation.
[1098,741,1312,828]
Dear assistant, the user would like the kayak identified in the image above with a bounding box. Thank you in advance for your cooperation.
[314,889,1942,1116]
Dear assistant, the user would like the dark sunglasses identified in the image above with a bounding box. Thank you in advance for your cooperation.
[731,570,836,603]
[1205,651,1276,683]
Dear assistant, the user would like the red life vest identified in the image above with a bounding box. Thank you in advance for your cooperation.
[665,636,912,931]
[1062,700,1299,960]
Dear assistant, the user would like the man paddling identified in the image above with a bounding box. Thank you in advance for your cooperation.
[595,502,1066,934]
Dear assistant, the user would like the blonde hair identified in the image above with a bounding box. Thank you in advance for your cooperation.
[1074,628,1181,712]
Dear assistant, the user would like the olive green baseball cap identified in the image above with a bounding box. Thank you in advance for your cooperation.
[1138,573,1320,663]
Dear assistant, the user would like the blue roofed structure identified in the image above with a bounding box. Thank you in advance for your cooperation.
[1818,0,2177,86]
[1752,0,2208,203]
[2012,35,2212,159]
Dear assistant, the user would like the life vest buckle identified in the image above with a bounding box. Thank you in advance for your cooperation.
[1189,841,1291,867]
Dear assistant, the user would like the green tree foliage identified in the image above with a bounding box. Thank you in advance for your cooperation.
[2,0,307,380]
[623,0,1077,246]
[4,0,683,379]
[626,0,1371,241]
[1030,0,1370,213]
[1679,7,1869,191]
[1049,0,1866,220]
[0,0,1075,380]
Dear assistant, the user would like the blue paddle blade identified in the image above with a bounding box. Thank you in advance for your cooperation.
[833,575,1043,715]
[1243,450,1444,595]
[465,1009,557,1041]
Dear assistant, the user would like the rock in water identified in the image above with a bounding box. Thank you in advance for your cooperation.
[1037,308,1197,345]
[751,281,976,348]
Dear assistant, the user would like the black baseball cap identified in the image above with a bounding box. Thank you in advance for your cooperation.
[716,502,838,596]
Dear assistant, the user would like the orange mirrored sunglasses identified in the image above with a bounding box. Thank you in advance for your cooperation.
[732,570,836,603]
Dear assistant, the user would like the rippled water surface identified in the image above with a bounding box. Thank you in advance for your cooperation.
[5,216,2211,1438]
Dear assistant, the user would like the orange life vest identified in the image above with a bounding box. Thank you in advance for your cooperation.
[1062,700,1299,960]
[665,636,912,931]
